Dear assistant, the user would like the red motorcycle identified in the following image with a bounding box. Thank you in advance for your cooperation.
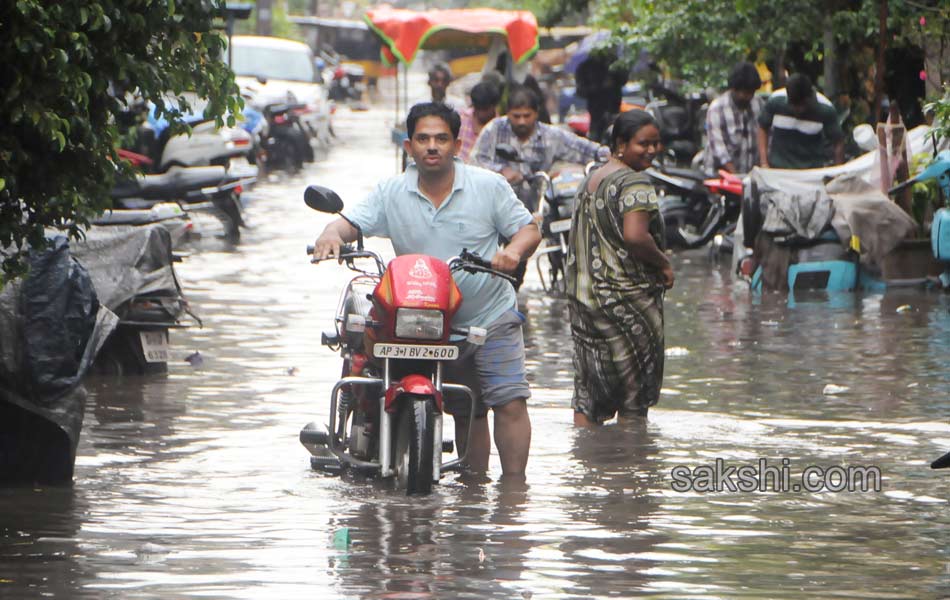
[299,185,515,495]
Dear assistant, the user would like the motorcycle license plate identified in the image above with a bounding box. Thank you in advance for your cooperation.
[373,343,458,361]
[550,219,572,234]
[139,330,169,363]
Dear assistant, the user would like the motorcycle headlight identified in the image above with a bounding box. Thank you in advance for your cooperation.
[394,308,443,340]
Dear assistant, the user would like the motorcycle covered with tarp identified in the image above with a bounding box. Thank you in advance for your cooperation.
[0,237,117,484]
[735,125,946,292]
[68,224,198,375]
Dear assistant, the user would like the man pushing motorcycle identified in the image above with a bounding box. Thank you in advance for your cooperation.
[312,102,542,480]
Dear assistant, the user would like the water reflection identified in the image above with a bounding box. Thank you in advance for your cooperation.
[557,423,667,597]
[0,486,95,598]
[329,479,537,599]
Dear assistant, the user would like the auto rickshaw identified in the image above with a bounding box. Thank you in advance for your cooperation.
[362,6,540,169]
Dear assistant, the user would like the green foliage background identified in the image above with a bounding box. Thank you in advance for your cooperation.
[0,0,241,282]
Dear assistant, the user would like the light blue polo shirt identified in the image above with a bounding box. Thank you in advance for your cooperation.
[342,159,532,329]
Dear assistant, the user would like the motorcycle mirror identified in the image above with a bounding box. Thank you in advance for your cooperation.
[304,185,344,213]
[495,143,521,162]
[305,185,365,250]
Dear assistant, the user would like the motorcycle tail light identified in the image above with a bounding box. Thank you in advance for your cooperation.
[394,308,443,340]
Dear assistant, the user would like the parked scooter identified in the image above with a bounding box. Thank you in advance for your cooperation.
[681,170,744,254]
[238,104,268,168]
[93,202,194,250]
[260,102,315,174]
[71,224,198,376]
[111,163,254,239]
[646,164,716,248]
[125,104,254,172]
[889,148,950,286]
[298,186,515,494]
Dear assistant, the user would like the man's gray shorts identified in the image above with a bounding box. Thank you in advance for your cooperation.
[443,309,531,418]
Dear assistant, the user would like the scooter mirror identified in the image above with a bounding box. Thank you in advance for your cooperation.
[304,185,344,213]
[495,143,521,162]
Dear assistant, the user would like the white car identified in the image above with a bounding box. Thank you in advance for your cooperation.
[230,35,333,154]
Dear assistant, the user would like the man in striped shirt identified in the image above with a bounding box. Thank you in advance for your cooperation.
[757,73,844,169]
[703,62,764,174]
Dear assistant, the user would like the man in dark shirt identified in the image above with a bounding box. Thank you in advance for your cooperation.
[574,50,627,143]
[757,73,844,169]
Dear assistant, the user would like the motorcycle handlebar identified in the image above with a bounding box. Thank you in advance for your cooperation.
[450,249,518,285]
[306,245,515,283]
[306,243,357,256]
[306,243,355,261]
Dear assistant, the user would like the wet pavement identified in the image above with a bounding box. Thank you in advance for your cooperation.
[2,80,950,599]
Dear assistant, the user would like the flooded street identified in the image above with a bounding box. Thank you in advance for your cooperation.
[3,85,950,599]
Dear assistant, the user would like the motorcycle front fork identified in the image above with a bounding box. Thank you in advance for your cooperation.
[329,359,475,477]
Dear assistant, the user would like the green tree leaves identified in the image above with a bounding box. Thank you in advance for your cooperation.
[0,1,241,283]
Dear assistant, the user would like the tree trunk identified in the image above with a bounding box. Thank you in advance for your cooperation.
[872,0,888,125]
[823,17,836,99]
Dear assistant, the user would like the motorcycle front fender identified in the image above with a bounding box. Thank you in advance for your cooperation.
[384,374,442,414]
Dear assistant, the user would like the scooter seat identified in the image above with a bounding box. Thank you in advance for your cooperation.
[112,165,230,200]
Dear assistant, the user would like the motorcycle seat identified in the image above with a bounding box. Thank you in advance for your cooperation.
[662,166,706,182]
[112,165,231,200]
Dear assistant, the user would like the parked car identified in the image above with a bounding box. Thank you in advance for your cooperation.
[230,35,333,156]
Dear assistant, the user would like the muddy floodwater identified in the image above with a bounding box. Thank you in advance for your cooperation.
[2,83,950,599]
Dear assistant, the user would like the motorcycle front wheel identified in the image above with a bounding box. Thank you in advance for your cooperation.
[392,400,435,495]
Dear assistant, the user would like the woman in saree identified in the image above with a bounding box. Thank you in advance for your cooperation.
[566,110,675,426]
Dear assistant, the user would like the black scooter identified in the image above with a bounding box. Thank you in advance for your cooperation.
[261,102,315,174]
[111,164,253,239]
